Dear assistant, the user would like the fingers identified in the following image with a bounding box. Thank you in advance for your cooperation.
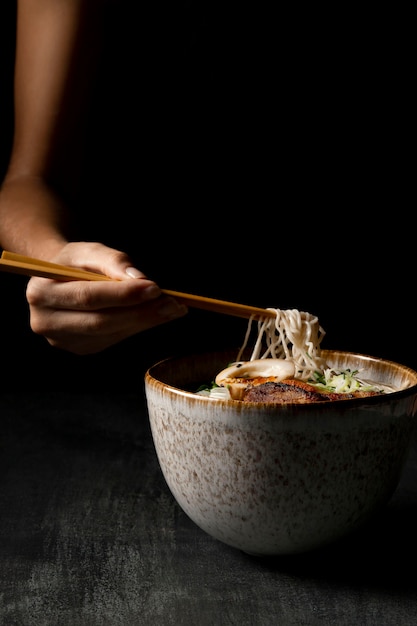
[48,241,147,281]
[25,270,188,355]
[23,240,189,354]
[26,274,162,310]
[32,295,187,354]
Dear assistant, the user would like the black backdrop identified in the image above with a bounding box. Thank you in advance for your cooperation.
[1,1,414,391]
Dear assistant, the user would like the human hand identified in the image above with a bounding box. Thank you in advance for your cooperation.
[25,241,188,354]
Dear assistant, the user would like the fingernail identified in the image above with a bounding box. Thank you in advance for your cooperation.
[143,285,161,300]
[126,266,145,279]
[157,299,188,320]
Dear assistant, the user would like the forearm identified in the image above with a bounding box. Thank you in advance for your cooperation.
[0,0,101,260]
[0,175,69,259]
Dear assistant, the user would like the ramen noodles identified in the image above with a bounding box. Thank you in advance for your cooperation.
[197,308,395,402]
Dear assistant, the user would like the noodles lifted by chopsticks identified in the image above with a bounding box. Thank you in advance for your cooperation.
[236,309,328,381]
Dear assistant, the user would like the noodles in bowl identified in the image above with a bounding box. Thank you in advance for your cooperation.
[196,308,405,403]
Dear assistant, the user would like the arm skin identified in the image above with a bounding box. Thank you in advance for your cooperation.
[0,0,187,354]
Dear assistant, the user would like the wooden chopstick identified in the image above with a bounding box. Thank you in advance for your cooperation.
[0,250,276,320]
[0,250,112,281]
[160,289,276,319]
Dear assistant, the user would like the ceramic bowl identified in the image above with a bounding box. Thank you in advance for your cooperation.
[144,349,417,556]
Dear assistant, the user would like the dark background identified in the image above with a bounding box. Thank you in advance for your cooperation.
[1,1,414,391]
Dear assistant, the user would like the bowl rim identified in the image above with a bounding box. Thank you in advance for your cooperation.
[145,348,417,408]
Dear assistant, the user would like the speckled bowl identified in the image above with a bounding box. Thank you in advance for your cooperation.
[144,350,417,555]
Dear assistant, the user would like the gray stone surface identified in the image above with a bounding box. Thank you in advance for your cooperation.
[1,391,417,625]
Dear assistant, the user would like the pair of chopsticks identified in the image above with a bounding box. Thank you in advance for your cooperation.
[0,250,276,320]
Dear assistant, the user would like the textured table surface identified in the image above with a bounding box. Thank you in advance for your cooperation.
[1,390,417,626]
